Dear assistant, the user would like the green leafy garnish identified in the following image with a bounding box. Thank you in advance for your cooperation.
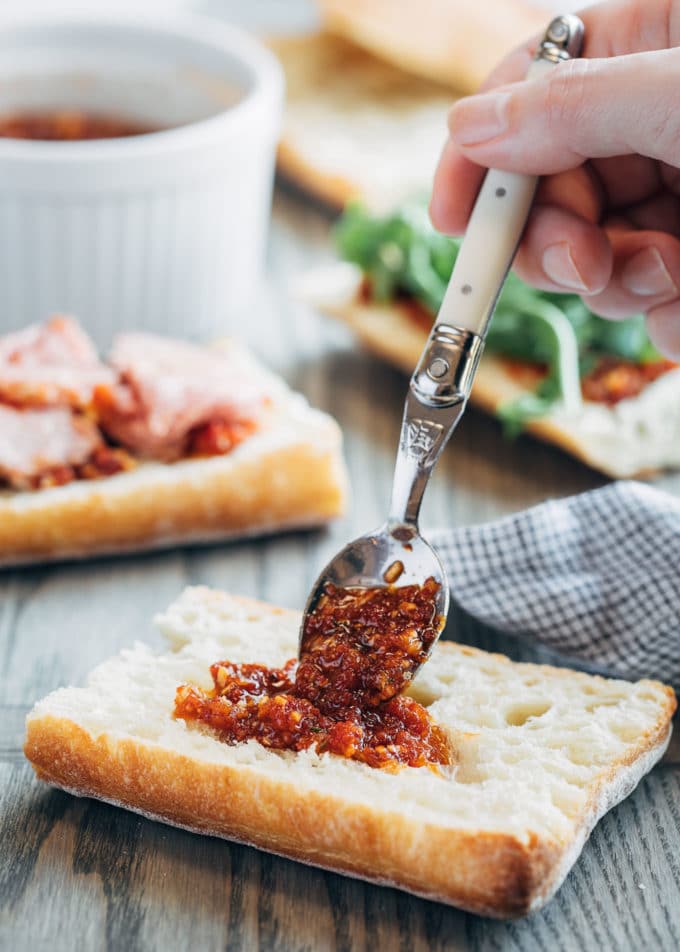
[335,201,661,430]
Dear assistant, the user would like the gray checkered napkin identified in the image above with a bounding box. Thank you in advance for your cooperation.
[430,481,680,689]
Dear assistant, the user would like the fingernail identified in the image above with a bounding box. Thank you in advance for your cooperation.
[621,247,676,296]
[542,243,589,291]
[449,91,511,146]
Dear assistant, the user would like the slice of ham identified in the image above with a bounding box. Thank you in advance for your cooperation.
[0,405,102,489]
[98,333,270,460]
[0,316,115,409]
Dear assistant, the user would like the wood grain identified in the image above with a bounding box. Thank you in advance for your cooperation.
[2,14,680,941]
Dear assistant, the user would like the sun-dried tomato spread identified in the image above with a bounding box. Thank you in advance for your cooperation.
[28,445,135,491]
[581,358,677,405]
[174,579,451,770]
[0,110,158,141]
[297,577,443,711]
[187,418,259,457]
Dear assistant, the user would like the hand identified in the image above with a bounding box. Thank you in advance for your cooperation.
[430,0,680,357]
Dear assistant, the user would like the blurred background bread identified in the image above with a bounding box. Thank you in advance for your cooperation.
[271,31,454,209]
[317,0,548,93]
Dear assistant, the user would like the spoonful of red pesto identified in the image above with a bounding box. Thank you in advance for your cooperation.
[297,576,444,711]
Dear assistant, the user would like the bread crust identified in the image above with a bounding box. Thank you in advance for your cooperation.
[0,411,348,567]
[24,593,677,918]
[25,715,561,917]
[301,267,680,478]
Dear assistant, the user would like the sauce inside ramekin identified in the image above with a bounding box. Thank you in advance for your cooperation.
[0,109,161,141]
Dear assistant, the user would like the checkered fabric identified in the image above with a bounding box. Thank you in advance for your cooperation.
[430,481,680,688]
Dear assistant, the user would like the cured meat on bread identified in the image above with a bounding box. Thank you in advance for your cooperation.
[0,320,347,566]
[98,333,271,460]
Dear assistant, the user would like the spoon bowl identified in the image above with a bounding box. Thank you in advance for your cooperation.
[299,520,450,659]
[298,377,473,682]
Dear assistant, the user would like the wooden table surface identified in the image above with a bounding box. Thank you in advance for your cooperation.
[1,185,679,952]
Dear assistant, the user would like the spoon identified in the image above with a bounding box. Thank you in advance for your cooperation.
[299,14,585,694]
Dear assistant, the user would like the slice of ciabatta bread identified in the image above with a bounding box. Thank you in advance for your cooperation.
[25,588,676,918]
[0,342,347,567]
[299,264,680,478]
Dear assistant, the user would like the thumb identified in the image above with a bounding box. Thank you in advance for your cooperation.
[447,48,680,173]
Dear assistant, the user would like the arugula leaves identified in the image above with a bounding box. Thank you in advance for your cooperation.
[335,201,660,427]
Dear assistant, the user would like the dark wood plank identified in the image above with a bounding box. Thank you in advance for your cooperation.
[2,759,678,952]
[0,704,29,764]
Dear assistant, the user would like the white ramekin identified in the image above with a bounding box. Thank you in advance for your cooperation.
[0,9,283,344]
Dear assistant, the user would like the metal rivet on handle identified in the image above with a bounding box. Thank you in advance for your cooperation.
[428,357,449,379]
[496,187,507,197]
[461,284,472,295]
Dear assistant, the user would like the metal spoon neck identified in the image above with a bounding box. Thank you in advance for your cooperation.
[384,518,419,542]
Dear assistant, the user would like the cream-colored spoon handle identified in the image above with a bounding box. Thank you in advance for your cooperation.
[437,58,552,338]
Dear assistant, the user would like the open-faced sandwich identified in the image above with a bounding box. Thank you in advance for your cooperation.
[301,201,680,477]
[270,0,549,207]
[0,317,347,566]
[25,586,676,918]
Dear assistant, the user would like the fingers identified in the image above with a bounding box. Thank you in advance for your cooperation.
[583,231,680,328]
[512,205,612,294]
[589,155,661,208]
[536,166,603,224]
[513,216,680,361]
[427,0,680,358]
[447,50,680,174]
[578,0,680,58]
[626,192,680,237]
